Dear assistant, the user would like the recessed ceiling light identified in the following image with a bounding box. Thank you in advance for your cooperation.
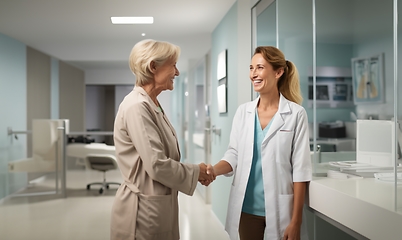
[111,17,154,24]
[141,33,146,36]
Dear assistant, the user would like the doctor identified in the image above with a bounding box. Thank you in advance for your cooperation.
[209,46,312,240]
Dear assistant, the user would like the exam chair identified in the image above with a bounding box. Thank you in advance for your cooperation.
[85,154,120,194]
[66,142,116,159]
[8,119,67,173]
[66,142,116,169]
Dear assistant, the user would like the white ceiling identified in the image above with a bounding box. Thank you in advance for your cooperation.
[0,0,236,71]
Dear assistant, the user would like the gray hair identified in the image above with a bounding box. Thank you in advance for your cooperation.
[129,39,180,86]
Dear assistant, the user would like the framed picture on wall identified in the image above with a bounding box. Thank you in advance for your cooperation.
[351,53,384,104]
[217,49,227,80]
[217,49,227,113]
[217,78,227,113]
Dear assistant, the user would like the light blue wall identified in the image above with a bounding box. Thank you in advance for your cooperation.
[0,33,27,199]
[210,2,238,224]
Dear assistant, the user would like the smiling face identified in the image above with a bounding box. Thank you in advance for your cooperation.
[249,53,283,94]
[153,58,180,91]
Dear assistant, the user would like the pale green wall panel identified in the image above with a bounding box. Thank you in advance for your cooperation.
[210,2,238,225]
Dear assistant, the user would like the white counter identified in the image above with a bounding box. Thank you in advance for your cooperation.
[309,176,402,239]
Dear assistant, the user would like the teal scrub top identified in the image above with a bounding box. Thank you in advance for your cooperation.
[242,111,274,216]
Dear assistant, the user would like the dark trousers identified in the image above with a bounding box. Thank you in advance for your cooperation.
[239,212,266,240]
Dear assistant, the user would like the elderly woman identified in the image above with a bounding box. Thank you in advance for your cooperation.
[110,39,214,240]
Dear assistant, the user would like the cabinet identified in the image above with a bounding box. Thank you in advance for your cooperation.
[308,67,354,108]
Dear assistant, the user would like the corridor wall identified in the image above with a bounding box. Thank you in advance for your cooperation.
[209,0,253,224]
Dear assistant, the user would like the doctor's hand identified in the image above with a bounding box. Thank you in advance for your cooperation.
[282,222,301,240]
[203,164,216,186]
[198,163,216,186]
[206,164,215,178]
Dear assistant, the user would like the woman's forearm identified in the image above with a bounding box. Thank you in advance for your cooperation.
[213,160,233,176]
[291,182,307,225]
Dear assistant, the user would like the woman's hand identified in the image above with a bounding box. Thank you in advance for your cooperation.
[198,163,216,186]
[283,222,301,240]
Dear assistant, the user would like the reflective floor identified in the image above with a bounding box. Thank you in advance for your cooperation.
[0,169,229,240]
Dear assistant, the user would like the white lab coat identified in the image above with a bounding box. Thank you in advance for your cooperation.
[223,94,312,240]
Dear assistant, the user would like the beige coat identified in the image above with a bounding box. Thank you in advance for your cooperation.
[111,86,200,240]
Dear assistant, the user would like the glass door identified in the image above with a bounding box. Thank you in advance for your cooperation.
[186,55,212,203]
[251,0,276,100]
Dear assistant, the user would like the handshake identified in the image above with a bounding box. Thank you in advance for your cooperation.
[198,163,216,186]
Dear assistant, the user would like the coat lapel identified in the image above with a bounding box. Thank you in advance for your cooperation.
[134,86,181,160]
[262,94,291,143]
[246,97,259,134]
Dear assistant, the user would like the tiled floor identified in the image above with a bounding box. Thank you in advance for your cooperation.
[0,169,229,240]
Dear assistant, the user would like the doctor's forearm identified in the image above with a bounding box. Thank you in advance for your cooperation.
[291,182,307,225]
[213,160,233,176]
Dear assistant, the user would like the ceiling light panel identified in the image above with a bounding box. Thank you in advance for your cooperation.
[111,17,154,24]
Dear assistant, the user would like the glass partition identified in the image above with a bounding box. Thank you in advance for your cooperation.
[316,0,399,215]
[314,0,359,167]
[185,57,211,201]
[276,0,314,164]
[253,0,401,238]
[316,0,401,235]
[397,0,402,212]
